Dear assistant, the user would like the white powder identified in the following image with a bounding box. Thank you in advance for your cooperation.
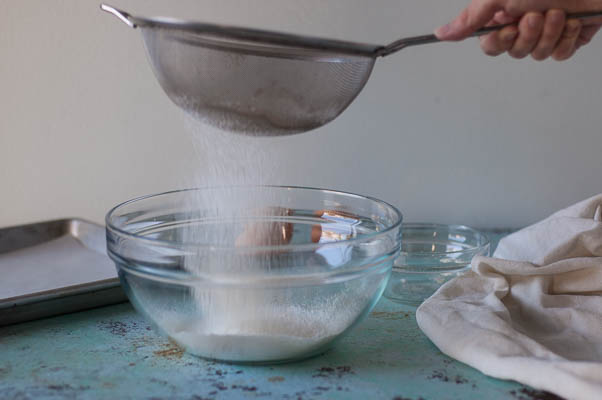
[172,333,337,362]
[168,115,338,362]
[162,301,357,362]
[167,108,379,362]
[152,271,371,362]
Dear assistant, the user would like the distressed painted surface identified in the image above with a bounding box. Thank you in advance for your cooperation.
[0,231,563,400]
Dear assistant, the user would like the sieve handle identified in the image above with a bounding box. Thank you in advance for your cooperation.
[378,10,602,57]
[100,4,137,28]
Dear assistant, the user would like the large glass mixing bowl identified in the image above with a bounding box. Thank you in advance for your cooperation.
[106,186,402,364]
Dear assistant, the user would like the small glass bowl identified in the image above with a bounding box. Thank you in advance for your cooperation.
[384,223,489,307]
[106,186,402,364]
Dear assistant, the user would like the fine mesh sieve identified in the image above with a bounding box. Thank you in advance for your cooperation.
[140,27,376,135]
[101,4,602,136]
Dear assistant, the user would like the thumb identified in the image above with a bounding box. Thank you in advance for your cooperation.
[436,0,503,41]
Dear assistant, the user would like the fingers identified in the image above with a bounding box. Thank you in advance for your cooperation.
[577,24,602,48]
[491,10,515,25]
[552,19,582,60]
[479,26,518,56]
[531,9,565,60]
[508,12,544,59]
[478,10,518,56]
[436,0,503,41]
[478,10,588,61]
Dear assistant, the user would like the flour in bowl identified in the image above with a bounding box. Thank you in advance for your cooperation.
[162,301,357,362]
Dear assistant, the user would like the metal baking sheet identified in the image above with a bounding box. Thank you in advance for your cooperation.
[0,219,127,326]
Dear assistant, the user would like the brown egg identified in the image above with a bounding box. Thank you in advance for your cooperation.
[313,209,359,220]
[235,207,293,247]
[311,224,323,243]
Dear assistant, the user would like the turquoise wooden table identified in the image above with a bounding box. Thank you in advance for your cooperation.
[0,231,562,400]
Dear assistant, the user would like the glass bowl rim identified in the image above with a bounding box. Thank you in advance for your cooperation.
[105,185,403,252]
[400,223,490,256]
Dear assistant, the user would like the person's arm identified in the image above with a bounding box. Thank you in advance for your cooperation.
[435,0,602,60]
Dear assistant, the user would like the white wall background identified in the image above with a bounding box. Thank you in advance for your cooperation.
[1,0,601,229]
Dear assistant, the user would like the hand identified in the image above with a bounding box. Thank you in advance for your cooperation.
[435,0,602,60]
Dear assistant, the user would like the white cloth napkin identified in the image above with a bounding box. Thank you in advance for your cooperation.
[416,194,602,400]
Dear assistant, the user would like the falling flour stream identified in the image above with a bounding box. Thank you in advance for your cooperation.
[150,116,362,362]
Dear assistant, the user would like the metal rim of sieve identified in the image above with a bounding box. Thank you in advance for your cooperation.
[101,4,382,58]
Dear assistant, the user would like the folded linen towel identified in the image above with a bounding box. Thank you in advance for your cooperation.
[416,194,602,400]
